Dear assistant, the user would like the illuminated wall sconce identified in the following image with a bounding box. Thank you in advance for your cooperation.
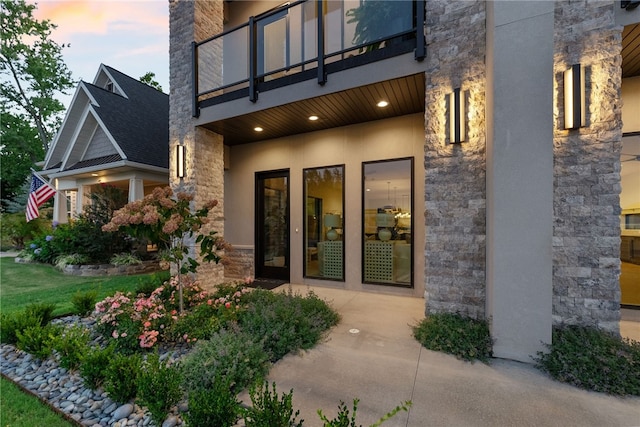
[448,88,466,143]
[563,64,586,130]
[176,145,186,179]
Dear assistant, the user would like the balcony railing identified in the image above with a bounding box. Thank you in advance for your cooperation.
[192,0,425,117]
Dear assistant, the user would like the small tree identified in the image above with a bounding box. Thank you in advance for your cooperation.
[102,186,224,313]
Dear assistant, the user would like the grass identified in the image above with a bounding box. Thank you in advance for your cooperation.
[0,258,149,316]
[0,377,74,427]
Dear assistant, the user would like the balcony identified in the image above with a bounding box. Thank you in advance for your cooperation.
[193,0,425,121]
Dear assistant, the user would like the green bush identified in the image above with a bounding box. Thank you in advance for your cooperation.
[111,253,142,266]
[137,352,183,426]
[79,344,116,389]
[52,325,91,371]
[25,302,57,326]
[180,326,269,393]
[0,310,43,344]
[71,290,98,316]
[55,253,90,270]
[104,352,142,403]
[240,290,340,361]
[135,271,170,296]
[412,313,493,362]
[243,381,303,427]
[317,399,412,427]
[15,323,62,360]
[166,303,221,342]
[535,325,640,396]
[0,212,49,250]
[183,376,240,427]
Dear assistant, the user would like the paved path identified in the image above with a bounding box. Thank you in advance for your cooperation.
[245,285,640,427]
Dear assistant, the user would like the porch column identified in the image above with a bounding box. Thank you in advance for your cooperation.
[128,178,144,202]
[485,1,554,362]
[75,184,85,217]
[52,184,68,224]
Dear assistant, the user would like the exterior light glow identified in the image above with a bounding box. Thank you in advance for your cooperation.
[448,87,466,143]
[254,126,263,132]
[176,145,186,179]
[377,100,389,108]
[564,64,586,130]
[308,115,319,121]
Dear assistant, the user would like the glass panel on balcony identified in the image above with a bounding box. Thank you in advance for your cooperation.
[343,0,413,52]
[258,9,288,80]
[197,25,249,95]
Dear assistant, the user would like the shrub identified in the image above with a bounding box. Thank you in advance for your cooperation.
[317,399,412,427]
[183,376,240,427]
[0,212,49,250]
[15,323,63,360]
[180,326,269,393]
[111,253,142,266]
[0,310,43,344]
[52,325,91,370]
[243,381,303,427]
[412,313,493,362]
[137,353,183,425]
[535,325,640,396]
[240,290,340,361]
[135,271,171,296]
[25,302,57,326]
[166,303,221,343]
[104,352,142,403]
[79,344,116,389]
[55,253,89,270]
[71,290,98,316]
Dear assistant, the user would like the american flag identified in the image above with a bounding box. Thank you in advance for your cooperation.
[26,172,56,222]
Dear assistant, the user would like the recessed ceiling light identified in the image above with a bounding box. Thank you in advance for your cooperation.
[377,100,389,108]
[91,173,99,177]
[254,126,263,132]
[308,115,319,121]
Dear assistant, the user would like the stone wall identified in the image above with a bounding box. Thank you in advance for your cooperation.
[169,0,226,290]
[552,1,623,332]
[423,0,487,319]
[223,246,255,280]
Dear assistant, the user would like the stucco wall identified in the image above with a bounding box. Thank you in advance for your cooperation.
[622,76,640,133]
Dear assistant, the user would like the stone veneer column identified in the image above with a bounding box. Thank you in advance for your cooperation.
[485,2,554,362]
[169,0,225,289]
[424,0,487,319]
[552,1,622,332]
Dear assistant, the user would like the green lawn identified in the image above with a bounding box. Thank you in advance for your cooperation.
[0,257,159,316]
[0,377,74,427]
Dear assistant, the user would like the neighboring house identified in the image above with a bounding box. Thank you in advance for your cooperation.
[169,1,640,362]
[41,64,169,223]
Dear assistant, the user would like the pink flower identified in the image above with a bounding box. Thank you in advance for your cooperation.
[225,302,231,309]
[112,330,120,339]
[207,299,213,305]
[143,321,151,328]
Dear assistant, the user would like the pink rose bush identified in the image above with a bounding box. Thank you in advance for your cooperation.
[94,278,253,352]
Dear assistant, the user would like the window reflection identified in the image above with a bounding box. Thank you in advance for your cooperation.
[363,158,413,286]
[304,166,344,280]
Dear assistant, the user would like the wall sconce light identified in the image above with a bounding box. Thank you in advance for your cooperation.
[448,88,466,143]
[563,64,586,130]
[176,145,186,179]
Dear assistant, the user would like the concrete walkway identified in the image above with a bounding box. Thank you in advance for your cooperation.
[246,284,640,427]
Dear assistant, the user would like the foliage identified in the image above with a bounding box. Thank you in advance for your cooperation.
[240,289,340,361]
[104,352,142,404]
[102,186,225,312]
[24,302,56,326]
[71,290,98,316]
[0,210,48,250]
[15,323,62,360]
[535,325,640,396]
[180,326,269,393]
[412,313,493,362]
[55,253,89,270]
[0,309,43,344]
[136,352,183,425]
[317,399,411,427]
[110,252,142,266]
[79,343,116,389]
[183,376,241,427]
[243,381,304,427]
[135,270,171,296]
[52,324,90,370]
[0,0,74,148]
[139,71,163,92]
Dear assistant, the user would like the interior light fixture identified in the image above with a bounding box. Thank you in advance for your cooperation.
[448,87,466,143]
[176,145,186,179]
[377,100,389,108]
[563,64,586,130]
[254,126,263,132]
[308,115,319,121]
[91,173,99,177]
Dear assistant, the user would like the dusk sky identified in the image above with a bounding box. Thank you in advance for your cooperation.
[32,0,170,108]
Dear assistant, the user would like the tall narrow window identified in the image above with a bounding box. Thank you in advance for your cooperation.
[362,158,413,287]
[304,165,344,280]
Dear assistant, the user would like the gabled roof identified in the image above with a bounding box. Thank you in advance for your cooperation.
[43,64,169,175]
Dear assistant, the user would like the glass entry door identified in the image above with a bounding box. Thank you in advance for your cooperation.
[256,170,290,281]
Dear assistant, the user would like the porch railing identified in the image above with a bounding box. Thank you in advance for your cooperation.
[192,0,425,117]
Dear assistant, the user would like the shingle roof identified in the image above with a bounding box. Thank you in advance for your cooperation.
[66,154,123,171]
[83,66,169,169]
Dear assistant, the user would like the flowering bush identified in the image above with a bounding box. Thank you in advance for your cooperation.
[102,186,226,313]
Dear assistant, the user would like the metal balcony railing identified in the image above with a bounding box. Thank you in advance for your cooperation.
[192,0,425,117]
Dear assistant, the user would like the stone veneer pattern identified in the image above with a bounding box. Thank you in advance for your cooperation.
[552,1,623,332]
[169,0,226,290]
[423,0,487,319]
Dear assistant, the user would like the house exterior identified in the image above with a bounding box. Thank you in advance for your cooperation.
[41,65,169,222]
[169,0,640,362]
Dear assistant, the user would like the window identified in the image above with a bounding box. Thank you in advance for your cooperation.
[362,158,413,287]
[303,165,345,280]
